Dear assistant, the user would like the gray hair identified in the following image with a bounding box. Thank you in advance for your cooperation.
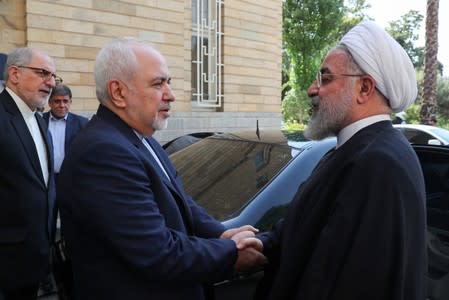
[94,37,143,103]
[4,48,34,82]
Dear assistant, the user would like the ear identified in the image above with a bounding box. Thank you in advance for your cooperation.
[357,76,376,104]
[8,66,20,84]
[108,80,127,108]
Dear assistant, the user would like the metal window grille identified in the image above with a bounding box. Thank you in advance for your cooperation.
[192,0,224,107]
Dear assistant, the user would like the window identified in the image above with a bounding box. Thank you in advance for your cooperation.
[191,0,224,107]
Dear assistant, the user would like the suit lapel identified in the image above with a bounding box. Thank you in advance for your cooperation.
[145,138,195,234]
[139,139,180,196]
[64,113,74,153]
[37,113,56,238]
[146,138,184,194]
[7,102,45,186]
[36,113,54,178]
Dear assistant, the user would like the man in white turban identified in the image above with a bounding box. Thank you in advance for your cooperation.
[254,21,426,300]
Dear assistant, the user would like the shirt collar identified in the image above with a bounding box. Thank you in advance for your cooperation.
[133,130,144,141]
[50,112,68,121]
[6,87,35,120]
[337,114,391,148]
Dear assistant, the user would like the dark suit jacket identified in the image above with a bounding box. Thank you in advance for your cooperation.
[58,104,237,300]
[257,121,427,300]
[0,89,56,289]
[43,111,89,155]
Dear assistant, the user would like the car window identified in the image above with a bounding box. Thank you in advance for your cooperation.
[415,146,449,298]
[427,126,449,144]
[169,137,299,221]
[400,128,436,144]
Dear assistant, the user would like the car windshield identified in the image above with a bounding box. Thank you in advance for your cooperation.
[169,133,304,221]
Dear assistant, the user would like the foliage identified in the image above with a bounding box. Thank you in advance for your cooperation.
[283,0,345,92]
[415,70,449,125]
[282,50,292,100]
[282,120,307,132]
[400,104,422,124]
[386,11,424,68]
[281,89,310,123]
[435,76,449,120]
[339,0,372,38]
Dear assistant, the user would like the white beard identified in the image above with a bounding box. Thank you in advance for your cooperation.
[304,89,353,140]
[152,114,168,131]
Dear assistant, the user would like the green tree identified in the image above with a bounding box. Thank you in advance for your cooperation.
[339,0,372,38]
[283,0,345,91]
[281,89,310,123]
[282,50,292,100]
[386,10,424,68]
[282,0,348,123]
[435,77,449,120]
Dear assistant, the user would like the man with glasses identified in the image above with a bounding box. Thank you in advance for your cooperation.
[43,84,88,178]
[0,47,58,299]
[255,21,426,300]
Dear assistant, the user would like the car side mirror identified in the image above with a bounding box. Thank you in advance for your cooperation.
[428,139,443,145]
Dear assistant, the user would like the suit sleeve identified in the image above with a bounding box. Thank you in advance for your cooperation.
[183,193,227,238]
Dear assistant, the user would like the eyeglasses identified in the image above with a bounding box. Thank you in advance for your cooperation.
[316,71,365,88]
[16,65,63,83]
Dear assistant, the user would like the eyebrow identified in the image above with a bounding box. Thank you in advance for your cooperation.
[152,76,170,81]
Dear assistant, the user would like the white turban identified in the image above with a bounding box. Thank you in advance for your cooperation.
[340,21,417,113]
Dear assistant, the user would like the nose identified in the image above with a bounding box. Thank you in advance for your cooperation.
[45,76,57,88]
[307,81,319,98]
[163,84,175,102]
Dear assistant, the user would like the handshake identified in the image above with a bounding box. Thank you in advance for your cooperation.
[220,225,268,273]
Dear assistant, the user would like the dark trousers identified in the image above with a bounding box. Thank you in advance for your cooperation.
[0,284,39,300]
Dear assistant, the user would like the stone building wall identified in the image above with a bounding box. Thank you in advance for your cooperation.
[0,0,282,144]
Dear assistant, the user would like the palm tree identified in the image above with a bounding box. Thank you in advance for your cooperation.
[420,0,439,124]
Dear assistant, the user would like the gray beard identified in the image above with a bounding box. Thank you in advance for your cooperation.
[304,94,352,140]
[152,116,168,131]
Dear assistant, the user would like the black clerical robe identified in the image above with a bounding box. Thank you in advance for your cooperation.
[257,121,426,300]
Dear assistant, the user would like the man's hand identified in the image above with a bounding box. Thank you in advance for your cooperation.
[234,243,267,273]
[221,226,267,272]
[220,225,259,240]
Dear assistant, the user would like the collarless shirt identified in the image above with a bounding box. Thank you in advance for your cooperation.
[48,113,68,173]
[7,87,49,185]
[337,114,391,148]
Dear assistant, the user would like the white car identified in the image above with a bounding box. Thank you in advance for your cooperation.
[394,124,449,146]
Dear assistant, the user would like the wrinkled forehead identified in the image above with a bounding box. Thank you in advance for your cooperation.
[31,50,56,71]
[321,49,351,73]
[132,44,169,75]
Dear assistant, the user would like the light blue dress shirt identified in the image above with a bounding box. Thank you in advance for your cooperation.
[48,113,67,173]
